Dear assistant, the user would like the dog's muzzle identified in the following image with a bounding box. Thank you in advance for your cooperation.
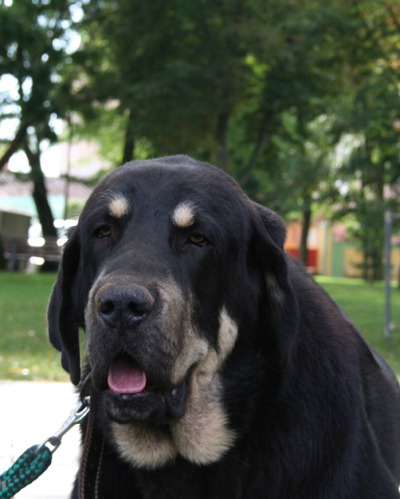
[89,281,188,424]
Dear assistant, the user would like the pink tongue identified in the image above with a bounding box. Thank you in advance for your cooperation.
[108,355,147,394]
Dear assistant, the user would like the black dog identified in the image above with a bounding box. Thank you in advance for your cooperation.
[48,155,400,498]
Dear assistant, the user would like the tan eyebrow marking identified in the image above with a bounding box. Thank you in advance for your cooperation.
[108,195,130,218]
[172,202,195,228]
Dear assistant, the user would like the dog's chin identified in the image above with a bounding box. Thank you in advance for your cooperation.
[104,379,187,425]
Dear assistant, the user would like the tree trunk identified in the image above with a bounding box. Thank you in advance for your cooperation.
[0,233,6,270]
[240,109,273,186]
[0,123,29,170]
[299,206,312,268]
[24,144,58,271]
[121,109,135,165]
[216,112,230,172]
[24,146,57,238]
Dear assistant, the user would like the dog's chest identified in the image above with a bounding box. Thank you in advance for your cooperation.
[133,461,244,499]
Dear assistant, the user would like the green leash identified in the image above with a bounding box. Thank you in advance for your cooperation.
[0,445,52,499]
[0,397,90,499]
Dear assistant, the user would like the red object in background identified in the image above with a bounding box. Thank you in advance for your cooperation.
[286,248,317,269]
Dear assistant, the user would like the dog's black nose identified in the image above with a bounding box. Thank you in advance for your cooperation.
[96,283,155,327]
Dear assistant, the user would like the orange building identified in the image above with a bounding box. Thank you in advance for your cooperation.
[285,220,330,275]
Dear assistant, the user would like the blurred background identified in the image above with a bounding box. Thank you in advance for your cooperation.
[0,1,400,376]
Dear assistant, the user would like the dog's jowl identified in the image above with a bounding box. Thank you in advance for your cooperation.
[48,155,400,498]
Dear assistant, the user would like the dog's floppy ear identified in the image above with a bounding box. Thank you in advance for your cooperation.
[48,227,82,385]
[250,201,298,372]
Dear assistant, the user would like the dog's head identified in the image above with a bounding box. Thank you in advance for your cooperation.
[48,155,298,467]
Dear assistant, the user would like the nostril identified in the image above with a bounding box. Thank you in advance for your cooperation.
[100,300,115,316]
[98,299,118,326]
[127,302,146,320]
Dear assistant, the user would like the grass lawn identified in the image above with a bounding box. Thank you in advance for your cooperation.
[0,272,67,381]
[316,276,400,376]
[1,271,400,381]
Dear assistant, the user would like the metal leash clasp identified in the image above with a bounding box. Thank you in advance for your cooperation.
[37,396,90,454]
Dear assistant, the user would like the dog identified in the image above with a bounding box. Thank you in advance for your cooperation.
[48,155,400,498]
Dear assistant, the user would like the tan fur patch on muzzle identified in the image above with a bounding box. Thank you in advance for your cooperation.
[110,307,239,469]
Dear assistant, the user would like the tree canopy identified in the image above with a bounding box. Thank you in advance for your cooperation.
[1,0,400,277]
[0,0,77,240]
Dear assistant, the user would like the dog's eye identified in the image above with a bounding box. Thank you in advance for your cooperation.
[96,225,112,239]
[189,233,208,247]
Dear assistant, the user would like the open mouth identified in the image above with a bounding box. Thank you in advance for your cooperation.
[108,353,149,395]
[105,353,187,424]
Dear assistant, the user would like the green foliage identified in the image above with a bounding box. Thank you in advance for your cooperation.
[66,0,270,166]
[333,0,400,280]
[347,200,386,281]
[0,0,79,239]
[2,0,400,281]
[74,0,354,165]
[68,0,400,280]
[0,0,74,129]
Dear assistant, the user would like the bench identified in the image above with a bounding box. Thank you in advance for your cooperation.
[4,236,62,270]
